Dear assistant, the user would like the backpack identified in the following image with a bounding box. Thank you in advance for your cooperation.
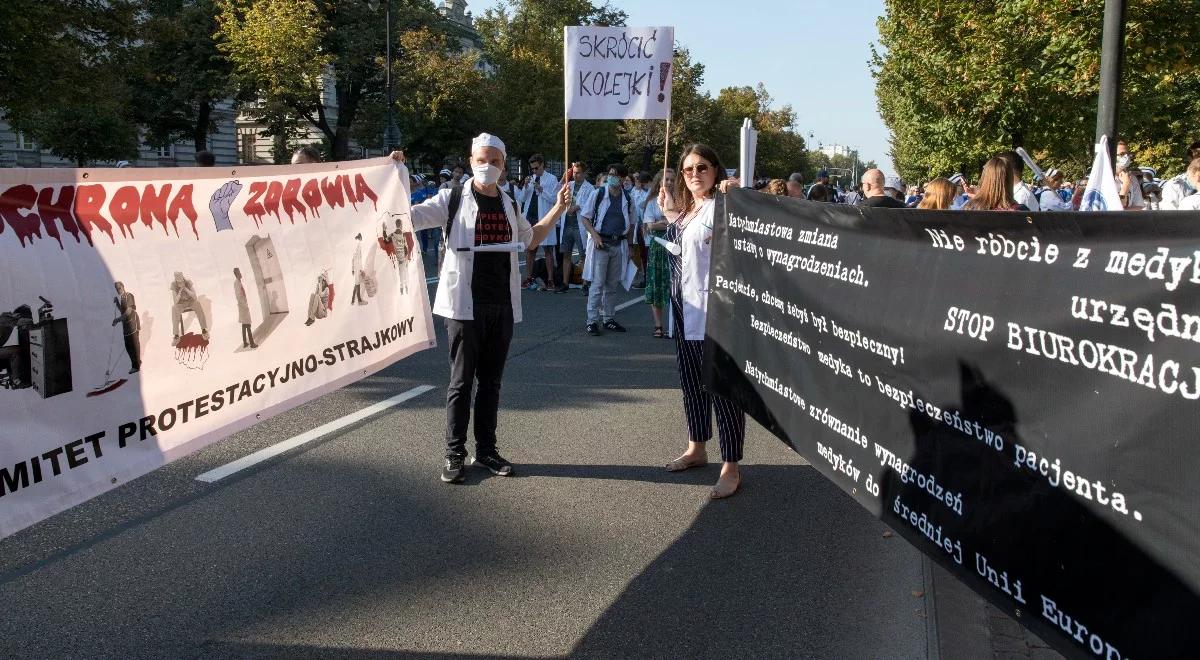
[590,188,635,233]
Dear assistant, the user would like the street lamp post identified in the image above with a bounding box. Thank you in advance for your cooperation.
[1094,0,1125,164]
[382,0,401,152]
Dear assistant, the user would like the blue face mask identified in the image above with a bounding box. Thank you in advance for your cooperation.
[606,176,622,190]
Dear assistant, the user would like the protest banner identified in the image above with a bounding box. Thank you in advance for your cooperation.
[563,26,674,121]
[705,189,1200,658]
[0,159,435,538]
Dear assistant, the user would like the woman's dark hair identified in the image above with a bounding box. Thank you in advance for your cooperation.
[607,163,629,178]
[673,143,726,214]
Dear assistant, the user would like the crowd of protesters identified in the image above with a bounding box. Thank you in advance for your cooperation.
[754,140,1200,213]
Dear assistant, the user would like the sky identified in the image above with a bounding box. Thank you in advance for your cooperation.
[609,0,893,170]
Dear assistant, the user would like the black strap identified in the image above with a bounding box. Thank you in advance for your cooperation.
[446,184,464,239]
[590,188,635,222]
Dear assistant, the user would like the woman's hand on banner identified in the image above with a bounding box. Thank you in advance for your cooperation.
[719,177,741,194]
[389,150,406,163]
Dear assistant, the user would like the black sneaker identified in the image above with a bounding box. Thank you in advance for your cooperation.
[554,284,569,294]
[603,319,627,332]
[472,452,514,476]
[586,322,601,336]
[441,455,466,483]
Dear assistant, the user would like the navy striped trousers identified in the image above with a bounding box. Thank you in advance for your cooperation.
[674,337,746,462]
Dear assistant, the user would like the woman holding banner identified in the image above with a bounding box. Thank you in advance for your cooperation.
[660,144,746,499]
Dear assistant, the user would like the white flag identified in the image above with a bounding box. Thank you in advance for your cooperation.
[739,118,758,188]
[1080,136,1124,212]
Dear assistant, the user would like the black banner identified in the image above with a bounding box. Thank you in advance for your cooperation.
[705,188,1200,659]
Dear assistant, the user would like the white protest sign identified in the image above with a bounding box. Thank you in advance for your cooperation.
[564,26,674,120]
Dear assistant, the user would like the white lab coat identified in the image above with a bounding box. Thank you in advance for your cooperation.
[566,180,596,238]
[677,199,717,341]
[519,172,561,245]
[1038,189,1071,212]
[409,178,533,322]
[1161,174,1195,210]
[1178,193,1200,211]
[1014,183,1040,211]
[580,187,633,282]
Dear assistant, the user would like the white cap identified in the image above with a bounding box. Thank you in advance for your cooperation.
[1043,167,1060,180]
[884,176,903,191]
[471,133,506,159]
[116,160,131,168]
[948,173,965,186]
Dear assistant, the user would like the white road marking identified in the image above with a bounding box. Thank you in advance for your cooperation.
[195,385,436,483]
[615,297,643,312]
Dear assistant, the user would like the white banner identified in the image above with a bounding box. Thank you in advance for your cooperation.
[0,158,435,538]
[564,25,674,120]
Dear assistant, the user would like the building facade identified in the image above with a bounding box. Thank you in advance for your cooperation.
[0,101,239,169]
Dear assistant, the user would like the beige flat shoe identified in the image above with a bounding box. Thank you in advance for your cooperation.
[666,456,707,472]
[710,476,740,499]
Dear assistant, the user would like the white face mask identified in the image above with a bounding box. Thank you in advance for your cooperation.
[472,164,502,186]
[1116,154,1131,169]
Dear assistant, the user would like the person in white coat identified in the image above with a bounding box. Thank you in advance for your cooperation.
[556,162,596,293]
[391,134,568,484]
[659,144,746,499]
[1170,159,1200,211]
[519,154,561,289]
[579,163,636,335]
[1161,144,1200,209]
[1037,169,1072,211]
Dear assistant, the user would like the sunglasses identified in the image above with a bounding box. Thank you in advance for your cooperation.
[682,163,710,176]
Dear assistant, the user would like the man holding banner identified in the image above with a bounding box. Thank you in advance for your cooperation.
[393,134,569,484]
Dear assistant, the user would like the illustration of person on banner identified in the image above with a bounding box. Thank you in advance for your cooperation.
[170,271,208,345]
[391,133,569,484]
[380,214,411,296]
[112,281,142,370]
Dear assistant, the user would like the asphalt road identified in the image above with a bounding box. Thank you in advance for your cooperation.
[0,256,931,659]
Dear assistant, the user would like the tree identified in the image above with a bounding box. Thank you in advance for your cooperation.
[474,0,627,171]
[130,0,234,153]
[351,27,489,170]
[873,1,1200,183]
[217,0,442,161]
[0,0,143,165]
[618,47,722,174]
[714,84,808,179]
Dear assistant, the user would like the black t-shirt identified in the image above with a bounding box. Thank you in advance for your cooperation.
[864,194,906,208]
[471,188,513,305]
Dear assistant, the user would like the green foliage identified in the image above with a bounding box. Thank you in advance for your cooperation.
[217,0,444,161]
[131,0,234,152]
[715,84,808,179]
[352,27,489,170]
[0,0,143,165]
[873,0,1200,182]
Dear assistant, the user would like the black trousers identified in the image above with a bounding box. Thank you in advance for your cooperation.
[123,330,141,371]
[444,304,514,458]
